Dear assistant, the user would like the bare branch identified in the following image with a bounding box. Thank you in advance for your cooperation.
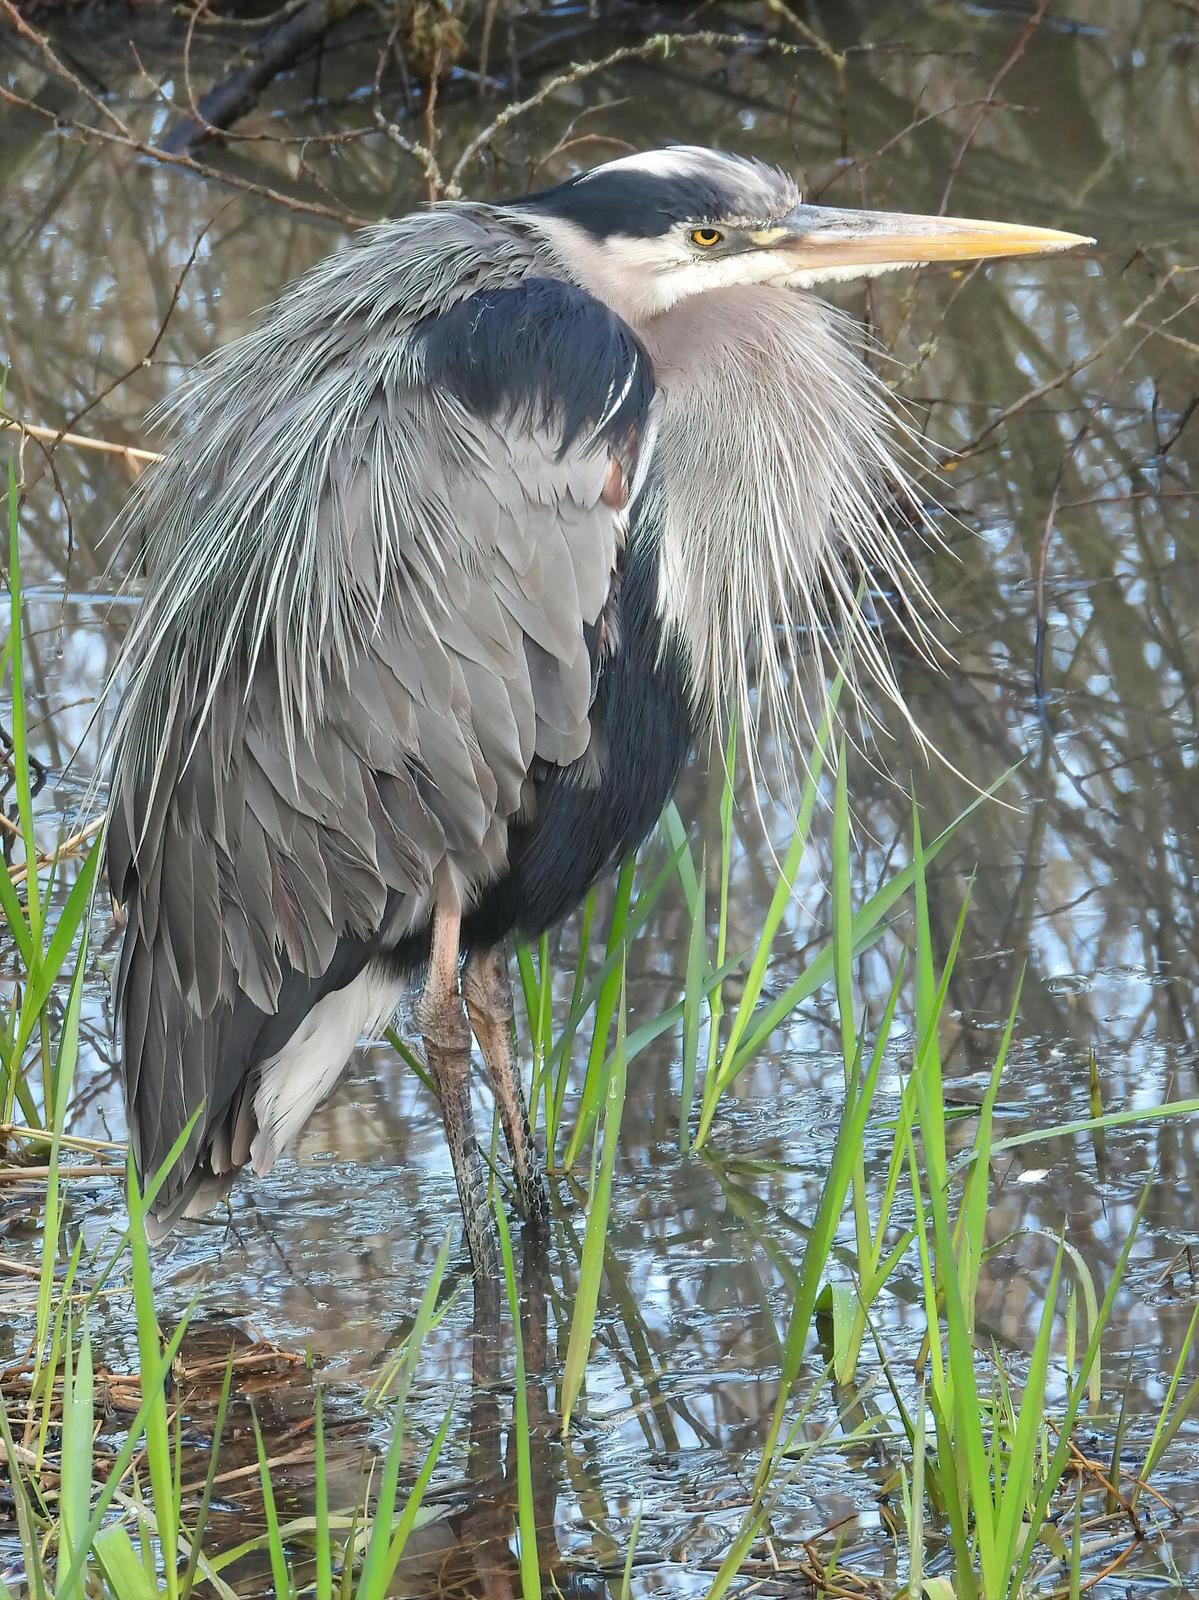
[0,0,135,139]
[949,273,1181,462]
[162,0,369,155]
[0,79,368,227]
[446,29,820,197]
[938,0,1051,213]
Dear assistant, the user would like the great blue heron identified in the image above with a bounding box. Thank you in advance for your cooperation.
[105,147,1088,1269]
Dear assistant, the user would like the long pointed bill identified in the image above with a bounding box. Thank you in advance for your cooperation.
[752,205,1093,273]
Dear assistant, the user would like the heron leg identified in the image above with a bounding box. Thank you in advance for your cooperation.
[418,894,497,1278]
[463,946,548,1228]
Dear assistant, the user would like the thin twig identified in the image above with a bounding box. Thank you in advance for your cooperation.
[0,1124,125,1152]
[0,1259,44,1279]
[938,0,1051,213]
[478,0,498,96]
[164,0,368,155]
[0,0,135,138]
[22,207,226,507]
[367,5,441,195]
[420,36,444,201]
[0,420,162,469]
[0,79,367,228]
[447,30,819,197]
[0,1163,124,1182]
[810,95,1026,201]
[1052,1424,1143,1535]
[8,814,106,887]
[1032,288,1199,711]
[761,0,849,157]
[192,0,310,28]
[950,273,1180,461]
[1160,390,1199,456]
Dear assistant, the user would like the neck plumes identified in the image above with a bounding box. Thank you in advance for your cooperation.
[637,284,941,764]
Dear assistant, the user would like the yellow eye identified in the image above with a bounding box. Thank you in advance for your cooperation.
[691,228,723,248]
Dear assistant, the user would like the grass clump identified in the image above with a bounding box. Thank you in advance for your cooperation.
[4,465,1199,1595]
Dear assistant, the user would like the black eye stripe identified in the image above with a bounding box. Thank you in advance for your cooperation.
[515,165,794,242]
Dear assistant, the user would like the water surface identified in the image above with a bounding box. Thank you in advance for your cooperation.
[2,1,1198,1591]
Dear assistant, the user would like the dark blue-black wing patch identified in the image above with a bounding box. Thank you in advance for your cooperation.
[419,276,653,457]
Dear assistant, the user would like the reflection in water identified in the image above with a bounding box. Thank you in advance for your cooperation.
[3,0,1199,1591]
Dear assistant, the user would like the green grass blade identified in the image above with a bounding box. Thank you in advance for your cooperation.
[549,841,684,1095]
[384,1028,434,1094]
[180,1358,234,1600]
[55,1309,195,1600]
[357,1230,451,1596]
[659,800,701,906]
[753,956,902,1492]
[564,857,635,1166]
[956,970,1023,1320]
[496,1198,541,1600]
[11,838,101,1072]
[561,962,628,1433]
[313,1387,332,1600]
[0,1398,48,1600]
[704,773,1013,1128]
[678,843,707,1152]
[965,1095,1199,1164]
[379,1397,455,1584]
[698,720,736,1131]
[515,940,540,1047]
[619,1507,643,1600]
[994,1242,1063,1576]
[0,830,34,968]
[33,919,91,1387]
[830,745,872,1383]
[127,1154,181,1600]
[93,1524,160,1600]
[717,677,842,1080]
[58,1318,93,1600]
[910,802,947,1187]
[252,1407,294,1600]
[915,1079,996,1585]
[5,462,41,947]
[551,887,600,1152]
[1008,1180,1152,1595]
[1138,1300,1199,1494]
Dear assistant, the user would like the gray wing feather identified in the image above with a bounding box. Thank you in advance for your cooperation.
[110,362,643,1210]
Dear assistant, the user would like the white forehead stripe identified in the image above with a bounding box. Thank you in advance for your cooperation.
[579,147,717,182]
[577,147,801,221]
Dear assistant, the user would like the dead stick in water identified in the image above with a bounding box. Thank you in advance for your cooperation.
[6,814,107,887]
[0,420,162,468]
[0,1164,125,1182]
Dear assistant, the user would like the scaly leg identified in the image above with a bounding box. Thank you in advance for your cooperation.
[463,946,549,1228]
[418,890,497,1278]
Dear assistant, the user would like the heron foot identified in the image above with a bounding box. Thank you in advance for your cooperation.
[419,892,500,1280]
[464,946,550,1231]
[423,1028,500,1279]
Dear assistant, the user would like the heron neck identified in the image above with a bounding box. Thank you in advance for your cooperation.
[636,283,935,754]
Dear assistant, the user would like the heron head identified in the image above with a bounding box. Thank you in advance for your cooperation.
[514,145,1091,326]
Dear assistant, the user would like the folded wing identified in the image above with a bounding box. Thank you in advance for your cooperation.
[106,268,654,1216]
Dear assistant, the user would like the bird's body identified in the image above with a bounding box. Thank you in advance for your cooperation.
[106,148,1087,1262]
